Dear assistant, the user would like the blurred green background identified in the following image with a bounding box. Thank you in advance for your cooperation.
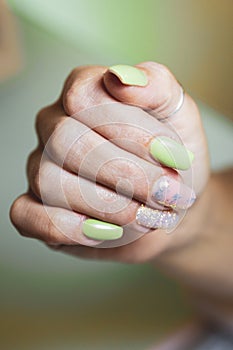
[0,1,233,349]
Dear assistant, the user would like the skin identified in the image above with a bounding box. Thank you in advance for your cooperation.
[10,62,233,326]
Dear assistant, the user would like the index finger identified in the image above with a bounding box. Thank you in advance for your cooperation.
[62,65,194,171]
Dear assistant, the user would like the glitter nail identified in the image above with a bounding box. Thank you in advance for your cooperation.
[136,205,179,229]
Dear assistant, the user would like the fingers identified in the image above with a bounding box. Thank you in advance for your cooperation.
[10,193,101,246]
[27,149,140,226]
[62,65,194,172]
[103,62,181,115]
[35,106,195,210]
[66,102,194,171]
[58,65,199,211]
[38,98,194,176]
[63,63,180,116]
[11,62,207,253]
[62,65,112,114]
[11,157,180,248]
[103,61,209,193]
[103,62,200,143]
[27,149,180,234]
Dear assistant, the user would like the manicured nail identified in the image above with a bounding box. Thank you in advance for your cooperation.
[136,205,179,230]
[82,219,123,241]
[108,65,148,87]
[151,176,196,209]
[149,136,194,170]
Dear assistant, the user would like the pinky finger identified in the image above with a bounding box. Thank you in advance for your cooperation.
[10,193,102,247]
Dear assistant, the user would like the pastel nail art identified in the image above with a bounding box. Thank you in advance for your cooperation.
[150,136,194,170]
[151,176,196,209]
[82,219,123,241]
[108,65,148,87]
[136,205,179,230]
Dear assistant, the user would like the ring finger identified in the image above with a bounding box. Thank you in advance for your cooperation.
[27,149,180,246]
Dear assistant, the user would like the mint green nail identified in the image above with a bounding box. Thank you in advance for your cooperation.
[82,219,123,241]
[108,65,148,87]
[150,136,194,170]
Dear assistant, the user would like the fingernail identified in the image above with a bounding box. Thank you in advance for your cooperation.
[136,205,179,230]
[151,176,196,209]
[108,65,148,87]
[149,136,194,170]
[82,219,123,241]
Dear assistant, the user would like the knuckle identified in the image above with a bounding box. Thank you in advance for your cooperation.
[27,149,43,198]
[33,167,41,198]
[35,103,59,143]
[67,67,80,82]
[35,160,54,200]
[29,155,52,200]
[46,118,66,161]
[63,67,83,115]
[63,87,76,116]
[10,195,26,231]
[35,106,50,135]
[27,147,39,171]
[63,65,100,115]
[10,197,21,228]
[47,118,88,170]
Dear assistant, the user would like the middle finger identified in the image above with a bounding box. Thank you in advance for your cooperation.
[37,104,195,210]
[27,149,180,247]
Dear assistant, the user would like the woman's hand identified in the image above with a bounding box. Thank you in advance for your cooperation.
[10,62,233,326]
[10,62,209,261]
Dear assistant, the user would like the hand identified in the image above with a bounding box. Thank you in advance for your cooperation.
[10,62,209,262]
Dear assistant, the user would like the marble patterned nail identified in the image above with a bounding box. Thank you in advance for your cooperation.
[151,176,196,209]
[136,205,179,230]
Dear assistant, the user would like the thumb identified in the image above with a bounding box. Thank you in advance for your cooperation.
[103,62,209,193]
[104,61,181,116]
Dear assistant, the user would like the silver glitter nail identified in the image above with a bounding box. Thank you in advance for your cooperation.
[136,205,179,229]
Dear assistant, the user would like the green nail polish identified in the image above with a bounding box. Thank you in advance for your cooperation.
[82,219,123,241]
[108,65,148,87]
[150,136,194,170]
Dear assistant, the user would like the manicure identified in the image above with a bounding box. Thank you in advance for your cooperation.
[151,176,196,209]
[150,136,194,170]
[136,205,179,230]
[108,65,148,87]
[82,219,123,241]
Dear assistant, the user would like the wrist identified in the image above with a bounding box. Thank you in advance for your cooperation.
[152,170,233,325]
[154,169,233,297]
